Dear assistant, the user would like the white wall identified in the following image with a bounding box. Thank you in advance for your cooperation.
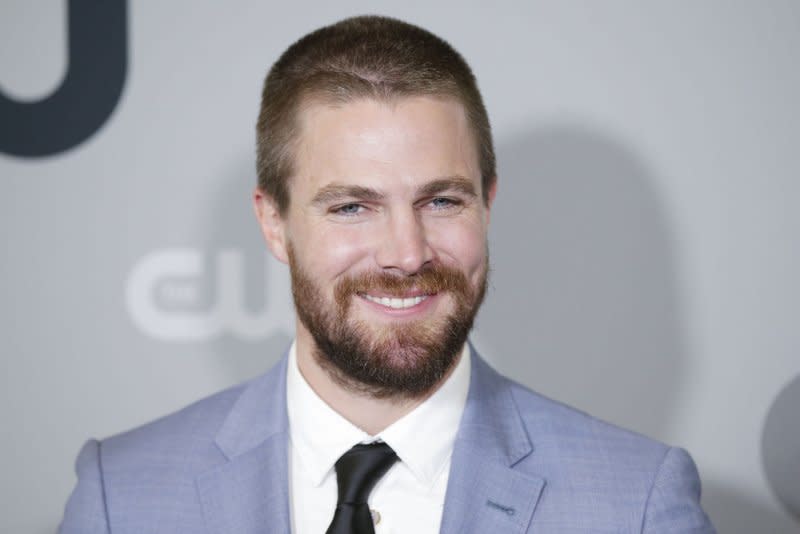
[1,2,798,532]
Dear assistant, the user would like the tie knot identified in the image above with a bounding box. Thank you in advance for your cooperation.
[334,442,398,505]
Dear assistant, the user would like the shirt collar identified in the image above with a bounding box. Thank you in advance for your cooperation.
[286,341,471,488]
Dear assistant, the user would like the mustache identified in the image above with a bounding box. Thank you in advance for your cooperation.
[334,264,471,307]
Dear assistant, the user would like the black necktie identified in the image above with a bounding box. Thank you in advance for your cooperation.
[325,442,398,534]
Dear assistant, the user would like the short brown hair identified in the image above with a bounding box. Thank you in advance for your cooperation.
[256,15,496,214]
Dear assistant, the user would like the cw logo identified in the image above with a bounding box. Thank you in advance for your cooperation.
[125,248,294,341]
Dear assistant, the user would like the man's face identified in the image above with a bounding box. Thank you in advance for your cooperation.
[258,96,495,398]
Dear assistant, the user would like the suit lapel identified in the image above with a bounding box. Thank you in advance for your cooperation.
[440,348,546,534]
[196,356,292,534]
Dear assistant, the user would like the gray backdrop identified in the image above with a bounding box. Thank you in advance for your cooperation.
[1,2,798,532]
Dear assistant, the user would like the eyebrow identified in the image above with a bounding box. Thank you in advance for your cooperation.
[310,175,477,206]
[417,176,477,198]
[311,184,384,205]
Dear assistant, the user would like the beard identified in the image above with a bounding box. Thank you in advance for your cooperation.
[288,245,488,399]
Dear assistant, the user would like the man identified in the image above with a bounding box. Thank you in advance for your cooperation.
[60,16,715,533]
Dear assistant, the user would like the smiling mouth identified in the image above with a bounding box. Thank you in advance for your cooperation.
[361,293,431,309]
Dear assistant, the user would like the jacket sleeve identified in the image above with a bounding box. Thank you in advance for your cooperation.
[58,439,110,534]
[642,446,716,533]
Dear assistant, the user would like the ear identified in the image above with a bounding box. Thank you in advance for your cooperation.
[253,187,289,264]
[484,177,498,225]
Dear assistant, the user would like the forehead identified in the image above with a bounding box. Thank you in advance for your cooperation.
[290,96,481,196]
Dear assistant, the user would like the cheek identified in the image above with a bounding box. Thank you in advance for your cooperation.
[428,220,487,275]
[304,224,374,278]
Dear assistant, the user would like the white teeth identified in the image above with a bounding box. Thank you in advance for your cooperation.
[364,294,428,309]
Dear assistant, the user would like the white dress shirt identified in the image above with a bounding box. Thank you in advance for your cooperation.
[286,342,471,534]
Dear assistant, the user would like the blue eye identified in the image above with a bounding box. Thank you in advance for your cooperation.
[430,197,456,209]
[334,203,363,215]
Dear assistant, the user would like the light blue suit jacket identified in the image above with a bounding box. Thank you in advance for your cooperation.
[59,349,715,533]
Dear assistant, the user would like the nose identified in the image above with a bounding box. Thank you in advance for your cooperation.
[375,207,434,274]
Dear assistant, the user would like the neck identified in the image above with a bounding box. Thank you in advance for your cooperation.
[294,324,457,435]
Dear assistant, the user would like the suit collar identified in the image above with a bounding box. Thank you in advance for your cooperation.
[439,345,546,534]
[197,354,291,534]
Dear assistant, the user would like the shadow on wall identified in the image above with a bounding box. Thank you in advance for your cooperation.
[478,124,686,441]
[476,124,796,532]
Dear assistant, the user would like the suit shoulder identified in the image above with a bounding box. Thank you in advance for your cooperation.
[100,379,250,467]
[505,375,672,468]
[473,367,713,530]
